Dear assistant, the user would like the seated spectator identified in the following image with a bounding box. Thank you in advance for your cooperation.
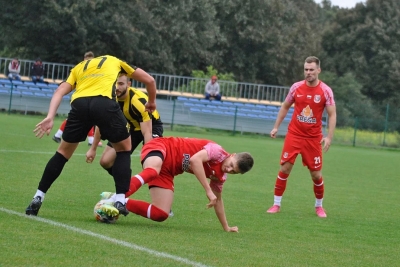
[31,58,45,84]
[205,75,221,101]
[8,58,21,81]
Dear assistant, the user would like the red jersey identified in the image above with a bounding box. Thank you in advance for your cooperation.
[285,80,335,138]
[141,137,230,192]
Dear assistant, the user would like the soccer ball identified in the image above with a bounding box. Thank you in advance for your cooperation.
[93,199,119,224]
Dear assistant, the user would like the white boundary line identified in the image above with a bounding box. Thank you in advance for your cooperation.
[0,207,212,267]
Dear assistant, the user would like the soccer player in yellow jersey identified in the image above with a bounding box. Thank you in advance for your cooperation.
[26,55,157,217]
[86,74,163,175]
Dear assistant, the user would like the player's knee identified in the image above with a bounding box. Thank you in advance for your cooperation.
[99,158,110,168]
[150,205,169,222]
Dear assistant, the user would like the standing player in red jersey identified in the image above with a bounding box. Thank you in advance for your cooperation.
[98,136,254,232]
[266,56,336,218]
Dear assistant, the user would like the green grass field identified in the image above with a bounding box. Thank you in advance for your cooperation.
[0,113,399,267]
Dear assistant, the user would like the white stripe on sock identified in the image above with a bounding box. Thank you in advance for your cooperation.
[147,204,152,219]
[135,175,145,185]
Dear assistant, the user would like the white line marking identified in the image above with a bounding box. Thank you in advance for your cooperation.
[0,207,212,267]
[0,149,140,157]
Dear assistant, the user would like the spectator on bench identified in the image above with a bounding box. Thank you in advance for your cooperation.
[8,58,22,81]
[205,75,221,101]
[31,58,45,84]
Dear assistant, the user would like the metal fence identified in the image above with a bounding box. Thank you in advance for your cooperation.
[0,57,289,103]
[0,57,73,82]
[0,90,288,136]
[2,87,399,148]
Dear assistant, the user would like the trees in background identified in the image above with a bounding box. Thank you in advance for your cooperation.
[0,0,399,130]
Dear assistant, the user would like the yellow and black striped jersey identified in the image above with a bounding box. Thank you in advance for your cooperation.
[66,55,136,102]
[118,87,162,131]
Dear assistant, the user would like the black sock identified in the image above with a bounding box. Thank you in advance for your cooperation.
[112,151,131,194]
[38,152,68,193]
[105,167,113,176]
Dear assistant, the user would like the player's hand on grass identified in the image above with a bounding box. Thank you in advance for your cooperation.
[34,117,54,138]
[225,226,239,233]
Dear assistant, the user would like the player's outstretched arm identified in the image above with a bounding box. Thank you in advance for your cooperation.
[213,190,238,233]
[86,126,101,163]
[270,101,292,138]
[190,150,217,208]
[34,82,72,138]
[130,68,156,112]
[140,120,153,144]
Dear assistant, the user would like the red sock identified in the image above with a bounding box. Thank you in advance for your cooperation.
[125,168,158,197]
[126,199,169,222]
[313,177,324,199]
[274,171,289,196]
[87,127,95,137]
[60,119,67,131]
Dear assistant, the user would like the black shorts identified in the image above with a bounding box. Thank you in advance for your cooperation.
[63,96,130,143]
[107,123,164,154]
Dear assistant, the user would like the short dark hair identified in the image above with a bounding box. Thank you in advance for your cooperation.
[305,56,320,68]
[84,51,94,59]
[235,152,254,174]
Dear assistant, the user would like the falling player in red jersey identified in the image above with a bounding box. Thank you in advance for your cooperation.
[52,119,102,146]
[97,136,254,232]
[266,56,336,218]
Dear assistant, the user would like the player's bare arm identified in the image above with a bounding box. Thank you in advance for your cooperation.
[321,105,337,152]
[189,149,217,208]
[130,69,157,112]
[140,120,153,144]
[271,101,292,138]
[86,126,101,163]
[212,189,239,233]
[34,82,72,138]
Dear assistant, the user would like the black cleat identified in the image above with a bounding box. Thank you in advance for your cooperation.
[114,201,129,216]
[26,196,42,216]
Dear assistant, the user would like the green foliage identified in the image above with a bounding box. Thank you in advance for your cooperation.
[322,0,400,107]
[214,0,323,85]
[320,71,384,130]
[191,65,235,81]
[0,0,399,125]
[175,65,236,95]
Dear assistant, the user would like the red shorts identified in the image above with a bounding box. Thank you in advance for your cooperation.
[141,138,175,191]
[280,133,323,171]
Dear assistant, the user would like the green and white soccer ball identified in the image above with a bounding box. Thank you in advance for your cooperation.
[93,199,119,224]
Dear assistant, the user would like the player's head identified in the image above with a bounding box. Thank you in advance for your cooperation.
[84,51,94,60]
[116,74,131,98]
[304,56,321,86]
[211,75,217,84]
[222,152,254,174]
